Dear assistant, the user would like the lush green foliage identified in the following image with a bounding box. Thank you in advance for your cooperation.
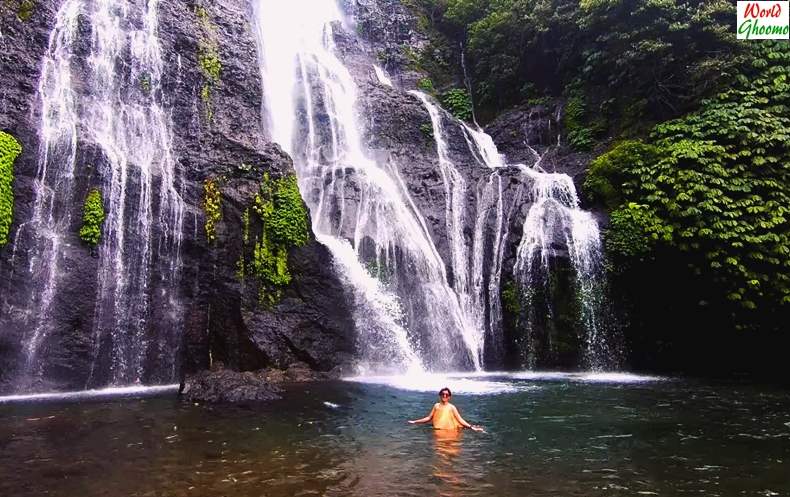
[589,42,790,312]
[414,0,737,124]
[242,174,310,305]
[605,202,672,259]
[266,174,310,248]
[562,89,602,151]
[440,88,473,121]
[585,140,657,209]
[0,131,21,246]
[79,188,105,247]
[417,77,436,94]
[202,178,222,244]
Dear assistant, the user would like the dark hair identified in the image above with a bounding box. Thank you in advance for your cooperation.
[438,387,451,396]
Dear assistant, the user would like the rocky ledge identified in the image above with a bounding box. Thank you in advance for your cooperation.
[181,361,350,403]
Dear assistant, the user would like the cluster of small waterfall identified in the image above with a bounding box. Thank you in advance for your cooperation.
[6,0,185,388]
[3,0,617,392]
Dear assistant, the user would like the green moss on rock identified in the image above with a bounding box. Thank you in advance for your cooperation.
[202,177,222,244]
[419,122,434,140]
[240,173,309,306]
[0,131,22,246]
[79,188,106,246]
[501,280,522,315]
[194,4,221,122]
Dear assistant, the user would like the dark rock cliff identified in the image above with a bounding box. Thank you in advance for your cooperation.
[0,0,355,394]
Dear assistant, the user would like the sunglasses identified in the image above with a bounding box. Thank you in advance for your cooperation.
[440,393,450,397]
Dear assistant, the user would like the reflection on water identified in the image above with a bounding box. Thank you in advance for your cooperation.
[433,429,464,495]
[0,373,789,496]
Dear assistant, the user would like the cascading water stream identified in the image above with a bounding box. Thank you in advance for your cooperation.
[17,0,184,388]
[21,0,82,372]
[514,165,612,369]
[253,0,480,372]
[414,89,614,370]
[372,65,392,87]
[86,0,185,385]
[410,91,483,360]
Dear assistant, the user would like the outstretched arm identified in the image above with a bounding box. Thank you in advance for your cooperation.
[452,405,484,432]
[408,405,436,424]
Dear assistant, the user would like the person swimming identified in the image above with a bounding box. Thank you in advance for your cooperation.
[408,387,484,432]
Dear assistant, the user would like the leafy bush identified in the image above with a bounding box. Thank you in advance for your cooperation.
[605,203,672,260]
[585,140,657,209]
[591,42,790,311]
[441,88,473,121]
[417,77,436,94]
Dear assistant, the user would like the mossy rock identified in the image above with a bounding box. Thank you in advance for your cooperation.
[0,131,22,246]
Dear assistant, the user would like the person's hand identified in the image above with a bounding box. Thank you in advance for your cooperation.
[408,420,417,424]
[470,425,485,432]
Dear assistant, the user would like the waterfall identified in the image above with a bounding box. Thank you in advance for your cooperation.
[253,0,480,371]
[17,0,184,388]
[415,92,615,370]
[514,165,613,369]
[85,0,185,385]
[410,91,483,362]
[22,0,82,372]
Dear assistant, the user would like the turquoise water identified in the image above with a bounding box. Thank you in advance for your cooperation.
[1,373,789,496]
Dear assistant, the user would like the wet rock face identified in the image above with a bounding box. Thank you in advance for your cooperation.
[0,0,355,394]
[0,0,81,392]
[485,103,597,192]
[158,0,357,379]
[338,0,429,88]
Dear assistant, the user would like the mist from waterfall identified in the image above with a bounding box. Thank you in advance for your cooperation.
[15,0,185,388]
[253,0,480,372]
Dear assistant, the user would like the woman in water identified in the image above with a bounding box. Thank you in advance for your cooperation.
[408,387,485,432]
